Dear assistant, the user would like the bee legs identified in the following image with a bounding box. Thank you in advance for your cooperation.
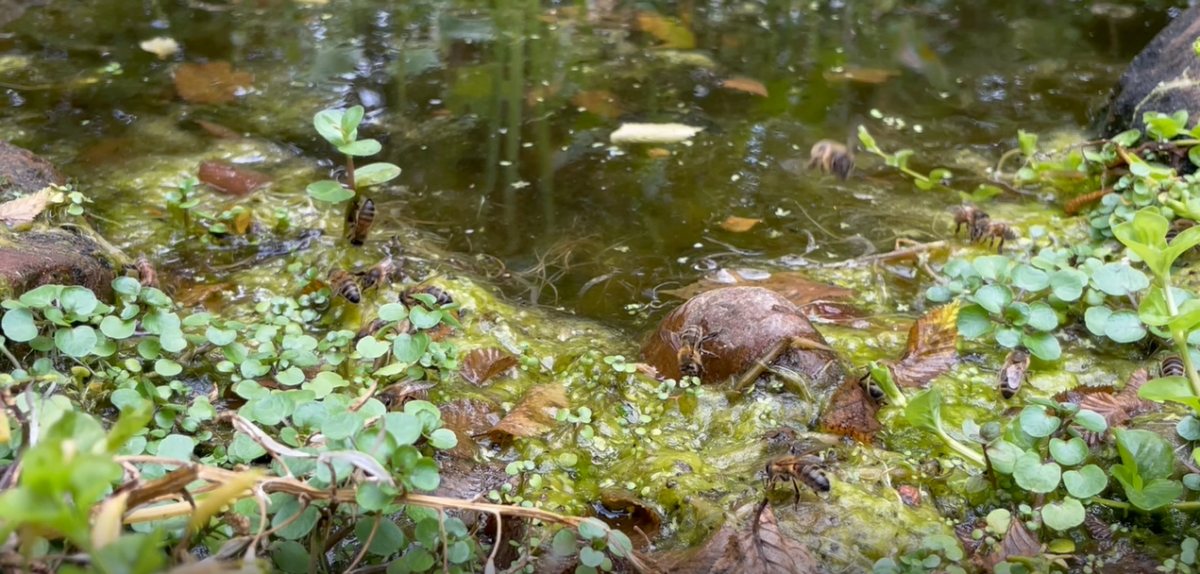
[790,477,801,505]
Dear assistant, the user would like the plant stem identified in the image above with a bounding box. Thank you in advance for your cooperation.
[937,428,986,467]
[1160,275,1200,399]
[345,154,356,192]
[1088,497,1130,510]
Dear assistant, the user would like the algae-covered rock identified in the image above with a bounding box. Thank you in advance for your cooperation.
[641,286,845,394]
[0,226,128,301]
[1096,3,1200,136]
[0,139,66,196]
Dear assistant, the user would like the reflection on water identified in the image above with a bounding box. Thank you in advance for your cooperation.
[0,0,1168,323]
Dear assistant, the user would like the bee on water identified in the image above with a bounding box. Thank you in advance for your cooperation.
[765,455,831,503]
[668,325,719,378]
[1161,355,1186,378]
[134,256,158,288]
[358,258,397,292]
[328,269,362,304]
[952,206,990,240]
[974,220,1019,253]
[402,285,454,309]
[808,140,855,180]
[347,198,375,246]
[998,348,1030,399]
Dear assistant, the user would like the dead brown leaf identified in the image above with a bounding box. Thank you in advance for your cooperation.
[720,216,762,233]
[720,76,768,97]
[597,489,663,546]
[647,148,672,159]
[819,376,881,443]
[636,11,696,49]
[484,385,567,442]
[663,270,854,308]
[174,62,254,105]
[1066,369,1159,445]
[460,348,519,386]
[822,67,899,84]
[192,119,244,140]
[198,161,271,197]
[658,501,818,574]
[441,399,499,459]
[0,187,60,226]
[884,301,960,387]
[982,514,1041,570]
[570,90,623,119]
[797,301,867,325]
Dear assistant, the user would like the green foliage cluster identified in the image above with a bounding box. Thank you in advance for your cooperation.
[872,534,966,574]
[306,105,402,204]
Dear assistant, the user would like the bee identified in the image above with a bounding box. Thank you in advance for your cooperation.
[668,325,719,378]
[1167,219,1196,244]
[975,221,1018,253]
[328,269,361,304]
[134,256,158,288]
[998,348,1030,399]
[808,140,854,180]
[402,285,454,309]
[358,258,397,292]
[378,381,436,410]
[347,198,375,246]
[765,455,831,503]
[1161,355,1186,378]
[952,206,990,240]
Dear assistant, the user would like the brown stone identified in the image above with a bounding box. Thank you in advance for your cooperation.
[0,228,124,301]
[1097,3,1200,136]
[641,287,845,395]
[0,140,66,196]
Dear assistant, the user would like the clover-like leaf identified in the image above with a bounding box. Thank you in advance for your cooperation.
[355,163,402,187]
[1013,451,1061,493]
[1049,437,1088,466]
[1041,497,1085,531]
[1063,464,1107,499]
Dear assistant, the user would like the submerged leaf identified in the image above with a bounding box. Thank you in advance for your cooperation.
[570,90,624,118]
[636,11,696,49]
[459,348,518,386]
[820,377,881,442]
[198,161,271,197]
[720,216,762,233]
[658,501,818,574]
[174,62,253,105]
[885,301,960,387]
[720,77,768,97]
[485,385,568,441]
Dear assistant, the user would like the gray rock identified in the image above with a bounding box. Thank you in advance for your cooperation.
[1097,3,1200,137]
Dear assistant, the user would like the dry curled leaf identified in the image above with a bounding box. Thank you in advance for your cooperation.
[224,413,313,460]
[720,76,768,97]
[636,11,696,49]
[139,37,180,60]
[460,348,518,386]
[317,451,396,487]
[570,90,623,118]
[884,301,960,387]
[92,491,129,549]
[0,187,61,226]
[198,161,270,197]
[822,67,898,84]
[1067,369,1159,445]
[484,384,568,441]
[819,376,881,443]
[174,62,253,105]
[720,216,762,233]
[983,513,1041,570]
[611,123,704,144]
[659,501,818,574]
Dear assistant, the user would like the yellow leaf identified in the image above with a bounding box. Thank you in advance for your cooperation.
[720,77,768,97]
[189,470,263,533]
[636,12,695,49]
[720,216,762,233]
[92,491,130,549]
[0,187,62,226]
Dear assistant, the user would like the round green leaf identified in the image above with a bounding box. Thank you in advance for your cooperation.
[157,434,195,461]
[994,326,1021,348]
[579,547,605,568]
[19,285,61,307]
[1013,452,1061,493]
[159,326,187,353]
[155,358,183,377]
[59,286,98,316]
[986,508,1011,534]
[384,413,423,446]
[1063,464,1107,498]
[1091,263,1149,296]
[957,304,993,339]
[1012,265,1050,292]
[323,412,364,441]
[409,306,441,329]
[356,517,407,556]
[1041,497,1085,531]
[973,255,1011,282]
[1004,302,1031,326]
[276,367,305,387]
[428,428,458,450]
[99,315,136,339]
[206,326,237,347]
[1178,416,1200,441]
[1021,332,1061,361]
[1049,437,1088,466]
[1084,306,1111,336]
[357,336,391,359]
[338,138,382,157]
[1104,310,1145,343]
[577,518,608,540]
[1,308,37,342]
[986,440,1021,475]
[272,540,309,574]
[1049,269,1086,302]
[552,529,577,556]
[306,180,354,203]
[1019,406,1061,437]
[355,163,402,187]
[55,325,97,357]
[313,109,347,146]
[926,286,952,303]
[410,457,440,491]
[1074,410,1108,434]
[273,499,320,540]
[393,333,429,363]
[110,388,147,412]
[974,285,1013,314]
[403,547,434,572]
[112,276,142,297]
[1184,474,1200,491]
[1027,302,1058,332]
[379,303,408,322]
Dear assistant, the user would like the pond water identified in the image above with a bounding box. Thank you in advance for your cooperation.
[2,0,1196,571]
[0,0,1171,325]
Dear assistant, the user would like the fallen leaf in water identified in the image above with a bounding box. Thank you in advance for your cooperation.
[460,348,519,386]
[647,148,672,159]
[198,161,271,197]
[720,216,762,233]
[720,76,768,97]
[657,501,818,574]
[822,67,899,84]
[884,301,960,387]
[174,62,254,105]
[140,37,180,60]
[0,187,62,226]
[664,269,854,308]
[1060,369,1158,445]
[484,385,567,442]
[596,489,663,545]
[611,123,704,144]
[820,376,881,442]
[636,11,696,49]
[983,514,1041,570]
[897,485,921,507]
[231,211,253,235]
[798,301,867,325]
[570,90,623,118]
[192,119,244,140]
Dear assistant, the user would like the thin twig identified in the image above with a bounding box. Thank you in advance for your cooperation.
[817,241,948,269]
[344,514,380,572]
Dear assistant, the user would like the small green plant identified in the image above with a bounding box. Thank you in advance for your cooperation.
[549,518,636,574]
[306,105,401,206]
[872,534,967,574]
[166,176,200,233]
[857,126,952,190]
